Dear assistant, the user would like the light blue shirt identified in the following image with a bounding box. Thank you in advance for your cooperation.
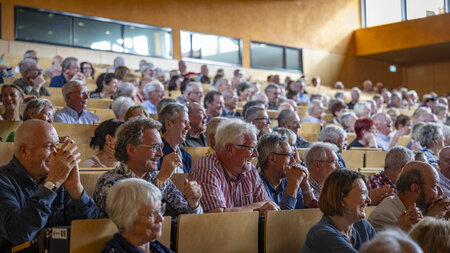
[375,133,391,151]
[54,106,99,124]
[141,100,158,114]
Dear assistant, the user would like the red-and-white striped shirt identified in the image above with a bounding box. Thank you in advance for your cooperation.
[188,152,269,212]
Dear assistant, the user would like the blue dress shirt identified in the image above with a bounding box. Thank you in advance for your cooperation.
[157,138,193,173]
[54,106,99,124]
[141,100,158,114]
[49,74,67,88]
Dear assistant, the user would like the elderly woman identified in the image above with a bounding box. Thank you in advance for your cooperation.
[6,98,55,142]
[341,112,357,133]
[111,96,135,122]
[347,118,379,149]
[81,119,123,168]
[318,125,348,168]
[389,114,412,139]
[408,217,450,253]
[102,178,173,253]
[115,82,137,101]
[91,73,118,99]
[354,102,371,119]
[329,99,347,124]
[418,123,445,166]
[302,169,375,252]
[1,84,24,121]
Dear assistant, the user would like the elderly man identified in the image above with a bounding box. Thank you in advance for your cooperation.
[304,142,340,199]
[182,102,207,147]
[341,112,357,133]
[94,117,202,218]
[204,117,227,153]
[347,87,361,110]
[294,80,309,104]
[222,89,241,118]
[50,57,84,87]
[189,119,279,213]
[214,78,231,93]
[54,80,99,124]
[14,50,38,73]
[303,100,326,124]
[195,64,209,81]
[363,80,373,93]
[368,161,450,232]
[317,125,348,168]
[13,59,50,97]
[373,112,406,151]
[204,90,224,123]
[0,120,98,251]
[140,62,154,79]
[179,82,204,105]
[141,80,165,114]
[251,92,269,108]
[157,103,192,173]
[438,147,450,197]
[257,132,316,209]
[265,84,281,110]
[245,106,272,139]
[278,109,310,148]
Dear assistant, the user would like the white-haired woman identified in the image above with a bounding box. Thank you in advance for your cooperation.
[102,178,173,253]
[419,123,445,167]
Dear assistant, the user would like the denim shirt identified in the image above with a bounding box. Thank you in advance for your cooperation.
[0,157,98,252]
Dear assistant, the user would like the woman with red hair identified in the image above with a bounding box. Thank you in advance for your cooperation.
[347,118,379,149]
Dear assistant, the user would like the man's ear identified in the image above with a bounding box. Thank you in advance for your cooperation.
[126,143,136,159]
[165,119,173,130]
[18,144,28,160]
[410,183,420,198]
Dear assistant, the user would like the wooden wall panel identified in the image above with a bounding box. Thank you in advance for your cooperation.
[405,60,450,96]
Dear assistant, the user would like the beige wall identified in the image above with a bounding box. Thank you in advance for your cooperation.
[405,60,450,97]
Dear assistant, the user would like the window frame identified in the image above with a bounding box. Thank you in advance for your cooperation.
[249,40,303,73]
[14,5,173,59]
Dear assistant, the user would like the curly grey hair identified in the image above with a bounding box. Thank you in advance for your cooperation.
[418,123,443,148]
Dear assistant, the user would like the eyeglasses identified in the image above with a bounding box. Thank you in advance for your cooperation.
[255,117,271,123]
[233,144,257,153]
[139,202,166,220]
[139,143,163,152]
[69,90,90,97]
[317,159,340,167]
[273,152,295,159]
[29,68,43,73]
[190,91,203,95]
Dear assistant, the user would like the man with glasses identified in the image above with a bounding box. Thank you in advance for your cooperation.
[13,58,51,97]
[50,57,85,88]
[303,99,326,124]
[221,89,241,118]
[54,80,99,124]
[304,142,340,200]
[373,112,404,151]
[189,119,279,213]
[142,81,165,114]
[257,132,317,209]
[94,117,203,218]
[182,102,208,147]
[278,109,311,148]
[184,82,204,104]
[245,106,272,139]
[265,83,281,110]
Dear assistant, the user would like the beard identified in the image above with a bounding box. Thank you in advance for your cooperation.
[415,187,430,213]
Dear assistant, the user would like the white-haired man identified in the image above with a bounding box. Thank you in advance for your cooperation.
[189,119,279,213]
[13,58,50,97]
[347,87,361,110]
[141,81,165,114]
[54,80,99,124]
[278,109,311,148]
[303,100,326,124]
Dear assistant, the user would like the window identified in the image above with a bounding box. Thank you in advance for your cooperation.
[365,0,402,27]
[14,6,172,58]
[250,41,302,72]
[181,31,242,65]
[406,0,445,20]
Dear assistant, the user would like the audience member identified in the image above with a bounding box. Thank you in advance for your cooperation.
[111,96,135,122]
[294,80,309,104]
[317,125,348,168]
[251,92,269,108]
[236,82,252,102]
[373,112,404,151]
[265,83,281,110]
[124,105,149,122]
[54,80,99,124]
[302,169,375,252]
[368,161,449,232]
[362,80,373,93]
[180,82,203,105]
[140,62,155,79]
[304,142,340,199]
[14,49,38,73]
[418,123,444,166]
[115,82,137,101]
[408,217,450,253]
[359,229,422,253]
[244,106,272,138]
[221,89,241,118]
[311,76,321,88]
[50,57,84,87]
[435,104,448,125]
[303,100,326,124]
[182,102,207,147]
[204,90,224,122]
[347,87,361,110]
[341,112,357,133]
[142,81,165,114]
[157,103,192,173]
[278,109,311,148]
[94,117,202,218]
[81,119,123,168]
[204,117,227,152]
[354,101,371,119]
[80,61,95,80]
[13,59,50,97]
[188,119,279,213]
[102,178,173,253]
[90,73,118,99]
[438,147,450,197]
[1,84,24,121]
[0,120,98,251]
[347,118,380,149]
[329,99,347,124]
[43,55,62,79]
[258,132,316,209]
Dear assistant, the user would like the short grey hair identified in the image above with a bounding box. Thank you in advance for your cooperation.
[278,109,295,126]
[116,82,137,98]
[62,80,85,102]
[372,112,388,124]
[245,106,265,122]
[215,119,258,152]
[304,142,338,168]
[19,58,37,75]
[23,98,54,121]
[275,127,297,144]
[418,123,443,148]
[143,81,163,99]
[318,125,346,145]
[351,87,361,94]
[264,83,279,94]
[307,100,321,114]
[354,102,370,118]
[115,117,161,162]
[258,132,288,170]
[111,96,135,121]
[113,56,125,67]
[341,112,357,124]
[412,122,425,140]
[359,229,422,253]
[61,57,78,71]
[106,178,161,233]
[205,117,227,147]
[385,147,415,172]
[185,82,202,95]
[157,103,188,133]
[140,62,154,73]
[435,104,448,115]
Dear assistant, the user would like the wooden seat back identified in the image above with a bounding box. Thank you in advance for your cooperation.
[365,150,386,168]
[184,146,210,164]
[341,150,365,171]
[177,211,259,253]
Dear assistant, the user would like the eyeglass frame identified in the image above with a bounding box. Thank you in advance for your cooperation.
[138,202,166,219]
[233,144,257,153]
[139,143,163,152]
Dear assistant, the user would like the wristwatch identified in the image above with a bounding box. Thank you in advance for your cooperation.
[44,181,58,192]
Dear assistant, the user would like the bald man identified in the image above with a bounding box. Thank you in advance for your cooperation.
[438,147,450,197]
[368,161,449,232]
[0,120,98,251]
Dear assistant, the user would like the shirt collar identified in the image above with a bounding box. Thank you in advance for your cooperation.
[64,105,86,118]
[9,156,43,187]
